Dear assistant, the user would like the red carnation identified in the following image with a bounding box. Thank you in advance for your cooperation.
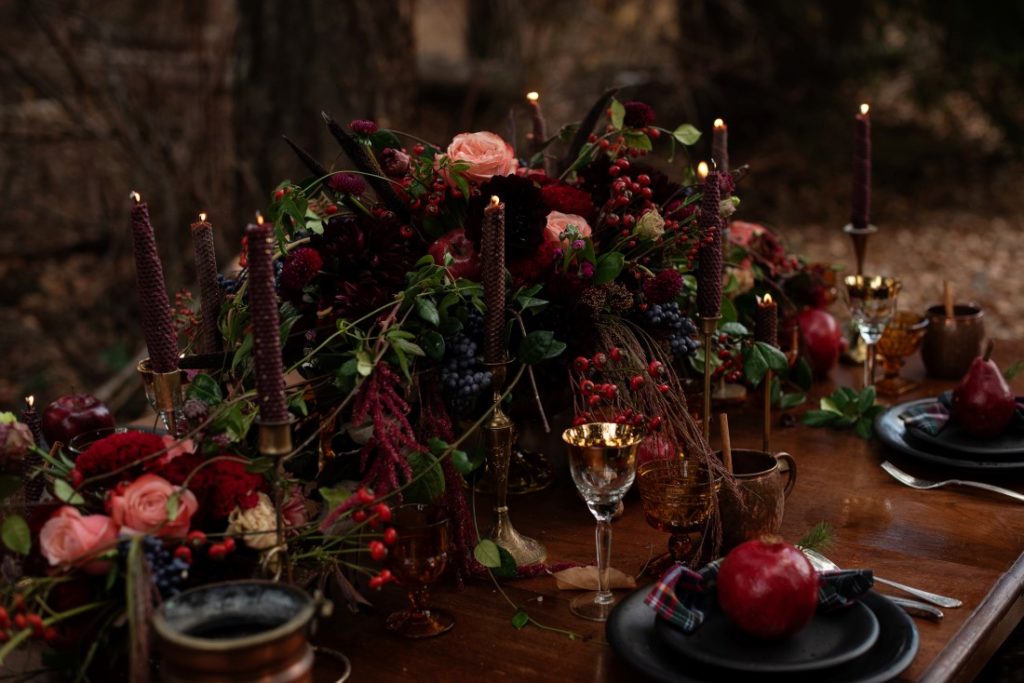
[541,184,596,221]
[643,269,684,304]
[280,247,324,292]
[623,101,655,128]
[73,431,167,483]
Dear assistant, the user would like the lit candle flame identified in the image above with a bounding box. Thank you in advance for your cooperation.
[256,211,264,226]
[762,293,774,305]
[130,191,141,204]
[697,161,709,180]
[526,91,539,103]
[713,118,725,129]
[490,195,500,207]
[199,212,207,222]
[25,395,34,408]
[860,103,870,115]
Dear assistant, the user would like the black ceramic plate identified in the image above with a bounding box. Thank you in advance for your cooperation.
[654,600,879,673]
[606,590,919,683]
[875,400,1024,470]
[904,397,1024,457]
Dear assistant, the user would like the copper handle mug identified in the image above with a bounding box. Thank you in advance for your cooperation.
[718,449,797,553]
[921,303,985,380]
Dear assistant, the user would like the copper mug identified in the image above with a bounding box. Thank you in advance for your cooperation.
[921,303,985,380]
[718,449,797,552]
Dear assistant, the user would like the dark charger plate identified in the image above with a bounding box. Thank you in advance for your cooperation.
[654,599,879,673]
[606,590,919,683]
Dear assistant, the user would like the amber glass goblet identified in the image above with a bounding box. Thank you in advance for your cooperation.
[636,459,721,573]
[385,505,453,638]
[876,311,929,397]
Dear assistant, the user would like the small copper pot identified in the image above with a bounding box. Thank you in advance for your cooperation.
[718,449,797,552]
[921,303,985,380]
[154,581,317,683]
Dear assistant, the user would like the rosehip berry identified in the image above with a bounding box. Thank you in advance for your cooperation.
[658,383,670,393]
[631,413,647,426]
[593,352,608,367]
[70,470,84,489]
[378,569,392,583]
[412,144,425,155]
[609,347,622,362]
[574,357,590,372]
[601,384,618,399]
[325,204,338,215]
[174,546,193,564]
[208,543,227,561]
[627,240,637,249]
[357,488,375,504]
[12,595,24,613]
[369,541,387,562]
[572,415,589,427]
[383,528,398,545]
[368,517,382,530]
[0,608,8,629]
[718,349,731,360]
[26,614,43,636]
[368,576,384,590]
[43,627,58,644]
[14,614,26,631]
[374,503,392,522]
[580,379,595,394]
[588,394,602,407]
[274,189,285,200]
[353,509,368,523]
[598,139,611,150]
[608,165,621,177]
[629,375,645,391]
[649,415,664,430]
[187,530,208,547]
[637,174,651,187]
[647,360,664,377]
[222,537,236,553]
[649,128,662,139]
[399,225,415,238]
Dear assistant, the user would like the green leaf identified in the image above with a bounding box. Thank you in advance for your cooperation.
[245,457,275,475]
[720,297,738,323]
[231,332,254,373]
[288,392,309,417]
[473,539,502,568]
[403,451,445,504]
[623,131,652,151]
[857,386,877,413]
[1,515,30,555]
[796,521,834,552]
[820,396,842,414]
[53,479,84,505]
[672,123,702,145]
[392,338,426,357]
[416,298,440,326]
[754,341,789,373]
[451,449,476,475]
[719,322,750,337]
[185,373,222,405]
[779,391,807,410]
[511,610,530,629]
[319,485,351,510]
[743,344,770,386]
[855,418,875,440]
[593,252,625,285]
[802,410,839,427]
[0,475,21,502]
[422,331,445,361]
[494,546,519,579]
[356,350,373,377]
[165,493,180,522]
[794,357,814,391]
[610,99,625,130]
[518,330,567,365]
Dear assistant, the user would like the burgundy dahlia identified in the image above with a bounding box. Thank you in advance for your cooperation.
[643,268,684,304]
[541,183,596,221]
[350,119,379,135]
[328,172,367,196]
[623,101,655,128]
[280,247,324,292]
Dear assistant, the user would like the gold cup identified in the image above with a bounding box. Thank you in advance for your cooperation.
[137,358,184,434]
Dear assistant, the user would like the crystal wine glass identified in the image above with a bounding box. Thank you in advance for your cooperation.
[385,504,453,638]
[562,422,646,622]
[876,310,929,396]
[636,459,721,574]
[843,275,902,388]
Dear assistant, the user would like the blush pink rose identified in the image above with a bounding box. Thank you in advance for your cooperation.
[543,211,592,245]
[444,132,517,183]
[39,506,118,574]
[110,474,198,538]
[153,434,194,469]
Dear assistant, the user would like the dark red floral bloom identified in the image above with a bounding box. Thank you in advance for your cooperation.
[643,268,684,304]
[328,172,367,196]
[73,431,167,482]
[380,148,411,178]
[280,247,323,292]
[623,101,655,128]
[160,453,265,520]
[541,184,596,221]
[350,120,379,135]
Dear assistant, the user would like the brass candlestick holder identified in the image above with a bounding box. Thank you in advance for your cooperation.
[137,358,184,435]
[259,416,296,581]
[483,360,546,566]
[843,223,877,277]
[700,316,721,440]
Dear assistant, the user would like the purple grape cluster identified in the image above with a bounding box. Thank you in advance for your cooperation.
[119,536,189,597]
[643,302,700,360]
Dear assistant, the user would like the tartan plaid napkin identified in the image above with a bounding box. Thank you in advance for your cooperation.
[901,391,1024,436]
[645,561,874,634]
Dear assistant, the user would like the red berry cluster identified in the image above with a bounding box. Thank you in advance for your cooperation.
[173,289,200,350]
[182,530,237,562]
[713,333,744,384]
[0,595,57,645]
[571,349,667,431]
[348,487,398,590]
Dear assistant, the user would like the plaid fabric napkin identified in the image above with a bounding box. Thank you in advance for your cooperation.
[901,391,1024,436]
[645,561,874,634]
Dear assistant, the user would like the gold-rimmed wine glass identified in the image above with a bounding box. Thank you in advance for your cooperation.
[385,504,453,638]
[876,310,929,396]
[562,422,646,622]
[636,458,721,573]
[843,275,902,388]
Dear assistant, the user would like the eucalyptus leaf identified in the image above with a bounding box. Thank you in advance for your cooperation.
[392,338,426,357]
[610,99,625,130]
[593,252,625,285]
[319,485,351,510]
[719,322,750,337]
[1,515,30,555]
[416,298,440,326]
[53,479,84,505]
[473,539,501,568]
[801,410,838,427]
[623,131,652,151]
[672,123,702,145]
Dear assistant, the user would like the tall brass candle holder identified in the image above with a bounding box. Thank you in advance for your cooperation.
[137,358,183,434]
[259,416,296,581]
[843,223,877,277]
[483,360,546,566]
[700,316,721,440]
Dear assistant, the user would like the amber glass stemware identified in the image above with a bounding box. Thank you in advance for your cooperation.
[385,505,453,638]
[876,311,929,396]
[636,459,721,572]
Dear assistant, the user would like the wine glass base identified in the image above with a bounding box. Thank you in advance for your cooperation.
[569,592,617,622]
[385,607,454,638]
[877,375,920,397]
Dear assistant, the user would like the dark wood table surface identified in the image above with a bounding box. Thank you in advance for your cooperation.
[316,345,1024,683]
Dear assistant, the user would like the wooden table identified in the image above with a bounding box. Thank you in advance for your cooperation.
[316,346,1024,683]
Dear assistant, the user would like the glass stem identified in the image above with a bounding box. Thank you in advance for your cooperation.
[865,342,877,389]
[595,518,613,605]
[409,587,430,616]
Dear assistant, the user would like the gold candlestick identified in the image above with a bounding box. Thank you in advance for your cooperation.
[843,223,877,277]
[137,358,183,434]
[483,361,546,566]
[259,417,296,582]
[700,316,721,440]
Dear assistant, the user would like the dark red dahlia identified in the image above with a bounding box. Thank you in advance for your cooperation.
[73,431,166,482]
[623,101,655,128]
[328,172,367,196]
[280,247,324,292]
[465,175,548,260]
[643,268,684,304]
[541,183,596,221]
[380,148,411,178]
[349,119,379,135]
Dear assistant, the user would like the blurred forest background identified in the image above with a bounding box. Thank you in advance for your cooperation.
[2,0,1024,411]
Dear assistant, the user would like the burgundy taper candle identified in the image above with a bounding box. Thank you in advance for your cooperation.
[712,118,729,177]
[696,171,723,320]
[526,92,547,158]
[755,294,778,347]
[20,396,44,501]
[190,213,223,354]
[851,103,871,230]
[481,196,507,364]
[130,192,179,373]
[246,217,289,423]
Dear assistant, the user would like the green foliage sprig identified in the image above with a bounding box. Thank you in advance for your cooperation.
[802,386,882,440]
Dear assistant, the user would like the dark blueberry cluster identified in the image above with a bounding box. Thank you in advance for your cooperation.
[643,302,700,360]
[440,314,491,416]
[119,537,189,597]
[217,273,240,294]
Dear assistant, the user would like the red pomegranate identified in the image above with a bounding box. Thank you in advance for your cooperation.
[797,308,843,377]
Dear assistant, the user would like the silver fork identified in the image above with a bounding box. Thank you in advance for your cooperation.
[881,461,1024,504]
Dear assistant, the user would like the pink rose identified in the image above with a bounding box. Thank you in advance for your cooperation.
[443,132,517,183]
[110,474,198,538]
[154,434,194,469]
[39,506,118,574]
[727,220,766,247]
[544,211,592,245]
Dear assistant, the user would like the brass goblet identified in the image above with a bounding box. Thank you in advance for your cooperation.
[385,504,453,638]
[876,311,929,397]
[843,275,902,388]
[636,459,721,574]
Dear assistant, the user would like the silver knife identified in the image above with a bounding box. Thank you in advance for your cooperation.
[888,596,943,620]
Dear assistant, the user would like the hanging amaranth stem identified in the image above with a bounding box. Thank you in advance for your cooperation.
[352,363,422,495]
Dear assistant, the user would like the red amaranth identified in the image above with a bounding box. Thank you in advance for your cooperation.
[353,363,421,495]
